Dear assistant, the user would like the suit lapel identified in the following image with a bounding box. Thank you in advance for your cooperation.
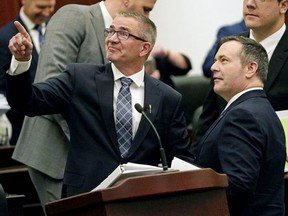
[265,29,288,91]
[95,65,119,148]
[89,4,109,64]
[129,75,162,155]
[197,90,266,157]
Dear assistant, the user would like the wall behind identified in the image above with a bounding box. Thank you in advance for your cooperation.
[150,0,243,76]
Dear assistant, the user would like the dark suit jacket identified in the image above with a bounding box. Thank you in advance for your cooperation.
[0,15,39,144]
[193,27,288,152]
[6,63,193,198]
[195,90,286,216]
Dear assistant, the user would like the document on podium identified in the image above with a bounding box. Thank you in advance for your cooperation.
[276,110,288,172]
[92,157,201,192]
[92,163,169,191]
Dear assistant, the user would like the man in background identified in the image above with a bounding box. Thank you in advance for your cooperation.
[145,44,192,89]
[0,0,56,145]
[12,0,157,209]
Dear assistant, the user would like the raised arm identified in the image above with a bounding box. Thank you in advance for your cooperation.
[8,21,33,62]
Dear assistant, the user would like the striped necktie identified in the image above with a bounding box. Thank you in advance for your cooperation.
[116,77,133,158]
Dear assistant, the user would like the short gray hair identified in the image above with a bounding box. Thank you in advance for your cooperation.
[116,11,157,46]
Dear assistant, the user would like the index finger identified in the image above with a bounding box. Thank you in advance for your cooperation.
[14,21,29,36]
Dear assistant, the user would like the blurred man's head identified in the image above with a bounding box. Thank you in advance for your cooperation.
[22,0,56,25]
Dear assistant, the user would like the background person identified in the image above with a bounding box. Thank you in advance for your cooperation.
[145,44,192,89]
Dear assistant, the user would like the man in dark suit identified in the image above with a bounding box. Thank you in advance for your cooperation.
[0,0,56,144]
[192,0,288,153]
[6,11,193,198]
[12,0,157,208]
[195,35,286,216]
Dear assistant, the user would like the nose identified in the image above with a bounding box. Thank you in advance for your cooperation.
[108,32,120,42]
[210,61,219,74]
[244,0,256,8]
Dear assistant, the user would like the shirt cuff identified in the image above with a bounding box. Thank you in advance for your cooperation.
[7,56,31,75]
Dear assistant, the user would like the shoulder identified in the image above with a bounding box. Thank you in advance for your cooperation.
[217,21,247,38]
[55,3,99,16]
[66,63,106,73]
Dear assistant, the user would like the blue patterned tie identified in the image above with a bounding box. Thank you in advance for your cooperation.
[35,25,44,47]
[116,77,133,158]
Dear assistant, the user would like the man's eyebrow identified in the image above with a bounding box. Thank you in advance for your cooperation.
[109,25,129,32]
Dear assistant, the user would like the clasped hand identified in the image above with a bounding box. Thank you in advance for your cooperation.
[8,21,33,61]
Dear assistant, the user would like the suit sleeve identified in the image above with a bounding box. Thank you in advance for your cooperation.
[217,108,265,213]
[6,68,73,117]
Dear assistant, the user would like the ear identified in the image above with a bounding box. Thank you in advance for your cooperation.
[245,61,258,79]
[139,43,152,57]
[280,0,288,14]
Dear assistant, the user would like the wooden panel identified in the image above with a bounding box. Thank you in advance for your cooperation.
[0,0,21,27]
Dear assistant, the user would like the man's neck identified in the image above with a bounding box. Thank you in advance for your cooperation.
[251,20,285,42]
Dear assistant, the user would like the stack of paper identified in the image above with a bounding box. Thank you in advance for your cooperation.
[92,157,201,191]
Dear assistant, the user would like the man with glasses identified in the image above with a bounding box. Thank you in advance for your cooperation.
[11,0,157,209]
[6,11,193,198]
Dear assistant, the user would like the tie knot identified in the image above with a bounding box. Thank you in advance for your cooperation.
[120,77,133,87]
[34,25,42,33]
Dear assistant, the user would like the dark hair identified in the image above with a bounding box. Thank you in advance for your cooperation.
[219,36,268,83]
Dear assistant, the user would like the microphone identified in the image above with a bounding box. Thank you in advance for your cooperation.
[134,103,168,171]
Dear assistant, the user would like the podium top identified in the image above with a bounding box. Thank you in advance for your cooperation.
[45,168,228,215]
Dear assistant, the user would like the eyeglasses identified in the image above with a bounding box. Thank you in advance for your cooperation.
[104,28,147,42]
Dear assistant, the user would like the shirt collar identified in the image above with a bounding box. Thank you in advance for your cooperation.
[111,63,145,87]
[100,1,113,28]
[19,7,35,31]
[250,24,286,60]
[224,87,263,111]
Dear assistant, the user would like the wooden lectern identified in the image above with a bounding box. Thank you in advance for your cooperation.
[45,168,230,216]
